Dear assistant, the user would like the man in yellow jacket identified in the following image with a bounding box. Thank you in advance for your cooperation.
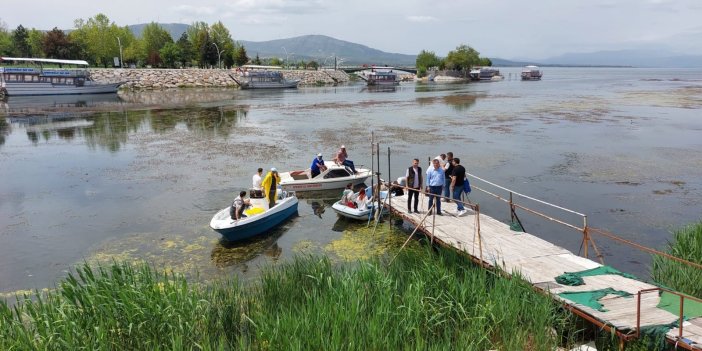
[261,168,280,209]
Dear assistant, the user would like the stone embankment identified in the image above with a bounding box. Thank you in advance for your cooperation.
[89,68,350,90]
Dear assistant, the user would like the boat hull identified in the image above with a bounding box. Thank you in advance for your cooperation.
[210,196,298,242]
[332,201,372,220]
[281,175,370,191]
[2,82,122,96]
[240,80,300,89]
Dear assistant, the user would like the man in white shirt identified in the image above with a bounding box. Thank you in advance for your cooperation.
[251,168,263,198]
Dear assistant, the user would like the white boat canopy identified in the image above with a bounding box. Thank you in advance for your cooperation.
[1,57,90,66]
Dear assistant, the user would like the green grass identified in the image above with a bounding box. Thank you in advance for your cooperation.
[652,221,702,298]
[2,245,647,350]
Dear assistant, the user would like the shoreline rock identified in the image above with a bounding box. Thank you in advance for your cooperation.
[89,68,350,90]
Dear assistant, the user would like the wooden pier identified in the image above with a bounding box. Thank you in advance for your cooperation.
[383,175,702,350]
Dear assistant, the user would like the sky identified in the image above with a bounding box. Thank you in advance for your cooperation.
[2,0,702,60]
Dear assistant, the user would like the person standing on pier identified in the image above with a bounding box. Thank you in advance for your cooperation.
[443,152,454,201]
[425,158,445,215]
[450,158,467,216]
[405,158,422,213]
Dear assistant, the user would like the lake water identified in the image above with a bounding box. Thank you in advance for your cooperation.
[1,67,701,296]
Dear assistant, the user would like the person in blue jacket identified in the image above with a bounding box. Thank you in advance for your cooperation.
[310,153,327,178]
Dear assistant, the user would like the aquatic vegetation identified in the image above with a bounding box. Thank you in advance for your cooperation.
[652,221,702,298]
[324,222,416,261]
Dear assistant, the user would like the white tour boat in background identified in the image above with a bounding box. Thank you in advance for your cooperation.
[0,57,122,96]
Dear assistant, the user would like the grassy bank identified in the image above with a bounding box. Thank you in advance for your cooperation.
[652,221,702,298]
[1,244,658,350]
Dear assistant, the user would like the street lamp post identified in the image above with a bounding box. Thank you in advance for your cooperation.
[282,46,294,69]
[116,36,124,68]
[211,43,224,69]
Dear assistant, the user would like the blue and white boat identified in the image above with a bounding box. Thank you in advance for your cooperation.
[209,190,298,242]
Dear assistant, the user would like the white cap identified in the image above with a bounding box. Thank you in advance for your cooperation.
[341,145,346,148]
[271,167,277,172]
[317,153,323,157]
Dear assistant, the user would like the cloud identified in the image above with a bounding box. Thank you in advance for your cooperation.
[406,15,437,23]
[173,5,217,16]
[225,0,325,14]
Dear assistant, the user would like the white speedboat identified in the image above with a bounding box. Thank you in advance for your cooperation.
[331,190,388,220]
[279,163,371,191]
[209,190,298,242]
[0,57,122,96]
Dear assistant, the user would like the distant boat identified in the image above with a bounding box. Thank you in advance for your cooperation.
[469,67,504,81]
[521,65,543,81]
[363,66,399,86]
[209,189,298,242]
[0,57,122,96]
[229,65,300,89]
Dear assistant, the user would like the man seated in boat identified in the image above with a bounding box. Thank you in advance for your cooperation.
[230,191,251,220]
[251,168,264,198]
[310,153,327,178]
[333,145,357,174]
[341,183,356,208]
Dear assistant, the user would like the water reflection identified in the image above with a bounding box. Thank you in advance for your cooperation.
[361,86,397,93]
[5,104,249,151]
[414,93,482,111]
[0,117,9,146]
[210,229,284,268]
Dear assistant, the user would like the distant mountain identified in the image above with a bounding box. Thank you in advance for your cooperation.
[534,49,702,68]
[128,23,189,40]
[240,35,417,66]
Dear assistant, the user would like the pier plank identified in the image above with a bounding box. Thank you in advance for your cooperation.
[387,193,702,348]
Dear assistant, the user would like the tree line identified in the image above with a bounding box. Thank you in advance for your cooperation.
[415,45,492,77]
[0,14,251,68]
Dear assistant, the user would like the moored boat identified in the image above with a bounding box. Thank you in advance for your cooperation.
[209,190,298,242]
[279,163,371,191]
[521,65,543,80]
[229,65,300,89]
[469,67,504,81]
[0,57,122,96]
[331,190,388,220]
[363,67,399,86]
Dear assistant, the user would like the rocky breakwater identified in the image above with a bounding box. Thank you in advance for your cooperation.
[90,68,350,90]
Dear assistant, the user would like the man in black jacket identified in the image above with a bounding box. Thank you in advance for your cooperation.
[405,158,422,213]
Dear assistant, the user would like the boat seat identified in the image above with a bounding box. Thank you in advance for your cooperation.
[290,170,309,180]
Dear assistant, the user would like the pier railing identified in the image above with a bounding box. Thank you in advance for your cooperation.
[465,172,604,263]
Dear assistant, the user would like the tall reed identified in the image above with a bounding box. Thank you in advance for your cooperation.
[1,246,595,350]
[652,221,702,297]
